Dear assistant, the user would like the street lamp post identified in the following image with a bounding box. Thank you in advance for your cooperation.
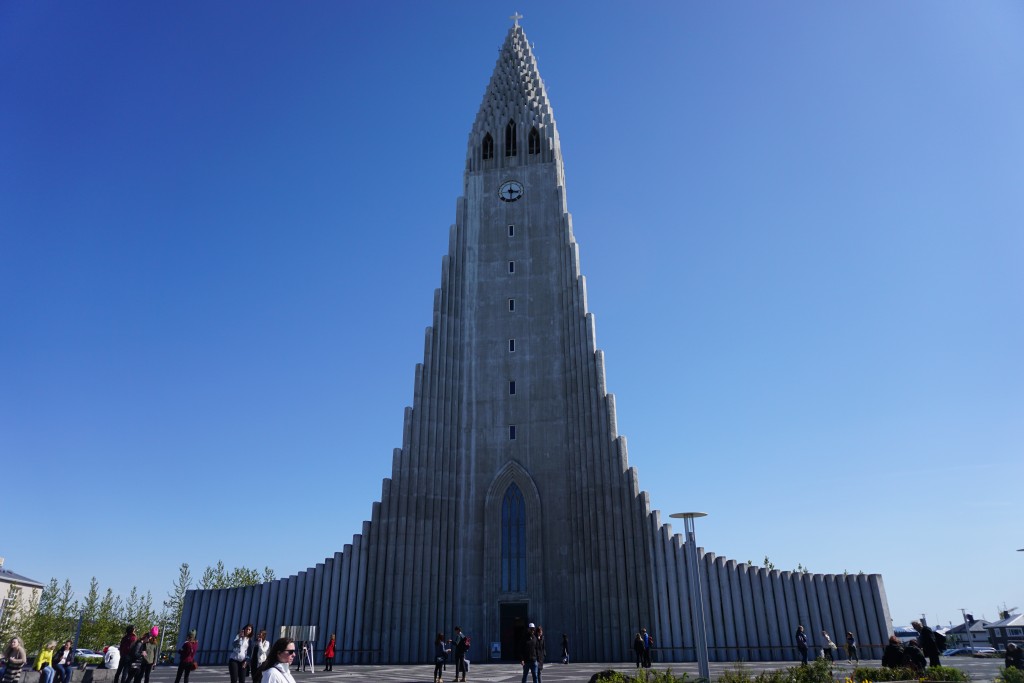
[670,512,710,682]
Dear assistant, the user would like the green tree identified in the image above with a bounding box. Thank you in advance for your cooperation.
[96,587,124,648]
[163,564,193,649]
[78,578,102,649]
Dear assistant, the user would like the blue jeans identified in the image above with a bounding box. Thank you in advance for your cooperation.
[41,666,56,683]
[521,659,538,683]
[55,664,73,683]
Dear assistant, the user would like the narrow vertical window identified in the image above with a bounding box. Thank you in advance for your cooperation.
[528,127,540,155]
[509,380,516,395]
[509,425,517,440]
[501,483,526,591]
[505,119,517,157]
[507,224,514,237]
[482,133,494,160]
[508,299,515,312]
[508,339,515,352]
[508,261,515,274]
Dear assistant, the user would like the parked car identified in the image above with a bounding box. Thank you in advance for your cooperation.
[942,647,996,656]
[74,649,104,664]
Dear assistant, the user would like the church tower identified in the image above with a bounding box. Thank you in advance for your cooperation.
[179,22,892,664]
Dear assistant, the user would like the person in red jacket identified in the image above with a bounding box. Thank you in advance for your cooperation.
[115,626,138,683]
[323,635,335,672]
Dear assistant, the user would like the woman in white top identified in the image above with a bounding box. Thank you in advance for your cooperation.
[257,639,296,683]
[250,631,269,683]
[228,625,253,683]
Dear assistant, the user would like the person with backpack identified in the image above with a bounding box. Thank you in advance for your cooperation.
[911,620,942,667]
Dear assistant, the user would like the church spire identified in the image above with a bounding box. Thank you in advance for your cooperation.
[467,22,560,172]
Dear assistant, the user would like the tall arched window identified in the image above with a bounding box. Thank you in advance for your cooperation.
[528,127,540,155]
[482,133,494,160]
[505,119,517,157]
[501,483,526,591]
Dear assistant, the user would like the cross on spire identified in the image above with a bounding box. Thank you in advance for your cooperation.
[510,11,523,26]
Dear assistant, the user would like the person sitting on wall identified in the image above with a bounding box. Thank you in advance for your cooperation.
[881,636,906,669]
[1005,643,1024,671]
[904,640,927,671]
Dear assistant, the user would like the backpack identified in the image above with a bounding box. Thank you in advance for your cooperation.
[933,631,947,650]
[464,636,471,651]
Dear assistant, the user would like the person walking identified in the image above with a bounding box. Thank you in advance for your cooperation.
[560,634,568,665]
[821,631,837,662]
[52,641,74,683]
[251,631,269,683]
[534,626,546,683]
[322,634,334,673]
[173,630,198,683]
[433,633,449,683]
[795,626,809,666]
[451,627,468,682]
[228,625,252,683]
[520,624,539,683]
[911,621,941,668]
[257,640,296,683]
[845,632,858,663]
[2,637,27,683]
[115,626,138,683]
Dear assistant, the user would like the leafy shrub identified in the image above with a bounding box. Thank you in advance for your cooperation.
[719,667,755,683]
[996,667,1024,683]
[590,669,696,683]
[922,665,970,681]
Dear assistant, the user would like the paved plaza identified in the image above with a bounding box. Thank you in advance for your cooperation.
[136,657,1007,683]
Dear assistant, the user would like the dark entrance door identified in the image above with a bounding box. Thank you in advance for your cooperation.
[499,602,528,662]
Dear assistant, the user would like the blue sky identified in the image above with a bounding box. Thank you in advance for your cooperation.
[2,1,1022,632]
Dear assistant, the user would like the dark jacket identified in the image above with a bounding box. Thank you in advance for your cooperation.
[917,627,939,657]
[453,634,467,656]
[1006,648,1023,671]
[536,635,546,665]
[905,642,926,670]
[881,642,905,668]
[521,633,538,661]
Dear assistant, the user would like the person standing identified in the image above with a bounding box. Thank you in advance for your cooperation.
[821,631,836,662]
[257,640,296,683]
[115,626,137,683]
[251,631,269,683]
[433,633,449,683]
[911,621,941,668]
[132,633,157,683]
[795,626,809,665]
[52,641,74,683]
[2,637,27,683]
[322,634,334,673]
[228,625,253,683]
[534,626,546,683]
[560,634,568,665]
[640,628,653,668]
[174,630,198,683]
[632,633,643,668]
[451,627,467,683]
[519,624,538,683]
[845,632,858,663]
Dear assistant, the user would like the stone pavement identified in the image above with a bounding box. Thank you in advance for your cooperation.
[138,657,1006,683]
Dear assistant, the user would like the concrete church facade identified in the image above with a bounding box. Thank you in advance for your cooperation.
[179,24,892,664]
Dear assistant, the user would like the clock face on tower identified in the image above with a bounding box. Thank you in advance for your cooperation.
[498,180,524,202]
